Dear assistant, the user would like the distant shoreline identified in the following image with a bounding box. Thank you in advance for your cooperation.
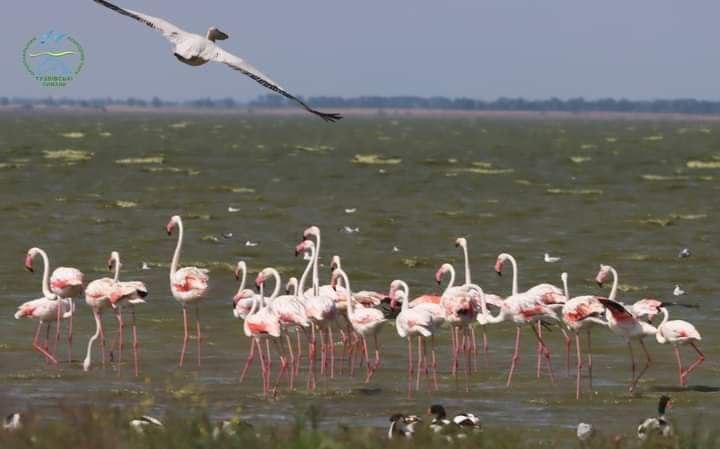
[3,105,720,121]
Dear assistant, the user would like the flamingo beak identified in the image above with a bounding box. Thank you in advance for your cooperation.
[107,258,114,271]
[596,281,603,288]
[494,260,503,276]
[24,255,34,272]
[234,267,241,281]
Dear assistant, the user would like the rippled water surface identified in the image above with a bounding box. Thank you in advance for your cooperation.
[1,114,719,439]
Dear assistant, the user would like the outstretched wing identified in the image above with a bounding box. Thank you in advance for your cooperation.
[213,47,342,122]
[93,0,186,44]
[597,298,635,321]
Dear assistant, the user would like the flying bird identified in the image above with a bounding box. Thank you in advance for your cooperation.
[678,248,691,258]
[93,0,342,122]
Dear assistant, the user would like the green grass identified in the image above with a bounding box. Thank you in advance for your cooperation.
[1,406,719,449]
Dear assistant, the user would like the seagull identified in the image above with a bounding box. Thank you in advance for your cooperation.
[244,240,258,247]
[544,253,561,263]
[129,415,164,433]
[344,208,357,214]
[576,422,595,443]
[228,206,240,213]
[673,285,686,296]
[93,0,342,122]
[392,246,400,252]
[140,262,151,270]
[342,226,359,234]
[678,248,691,258]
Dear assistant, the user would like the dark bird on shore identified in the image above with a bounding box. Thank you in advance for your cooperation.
[387,414,422,439]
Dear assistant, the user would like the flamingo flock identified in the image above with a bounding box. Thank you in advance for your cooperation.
[12,217,706,400]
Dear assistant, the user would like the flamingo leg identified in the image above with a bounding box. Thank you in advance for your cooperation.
[115,307,124,364]
[430,334,438,390]
[682,342,705,386]
[130,305,139,376]
[628,341,637,392]
[256,339,268,397]
[272,339,289,397]
[450,325,457,376]
[294,328,303,377]
[482,326,489,354]
[586,329,593,394]
[195,304,202,368]
[673,345,683,386]
[470,325,478,373]
[463,327,471,391]
[44,322,52,364]
[34,321,58,365]
[66,298,73,363]
[328,326,335,379]
[575,333,582,400]
[239,338,256,383]
[285,334,295,390]
[319,328,326,377]
[634,339,652,391]
[407,336,413,398]
[178,305,189,367]
[99,311,106,367]
[506,326,522,387]
[562,327,571,378]
[531,322,555,384]
[361,336,371,383]
[55,299,61,356]
[416,335,423,391]
[421,336,430,390]
[307,325,316,390]
[536,321,543,379]
[265,339,272,387]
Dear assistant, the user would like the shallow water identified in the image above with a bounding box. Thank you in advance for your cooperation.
[1,113,719,438]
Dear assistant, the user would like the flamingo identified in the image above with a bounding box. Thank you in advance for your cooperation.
[595,264,665,322]
[242,281,281,396]
[476,276,559,386]
[495,253,567,378]
[232,261,259,320]
[46,256,83,363]
[389,279,441,395]
[559,272,607,399]
[257,267,310,390]
[15,248,74,365]
[92,0,342,122]
[596,296,657,393]
[435,263,477,382]
[166,215,209,368]
[332,267,387,383]
[655,307,704,386]
[83,251,147,374]
[295,239,336,387]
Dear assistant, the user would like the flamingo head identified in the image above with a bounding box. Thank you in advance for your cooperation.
[295,240,313,257]
[108,251,120,271]
[286,277,298,295]
[495,253,510,276]
[561,272,568,283]
[254,270,266,291]
[303,225,320,240]
[435,263,451,285]
[330,255,341,271]
[455,237,467,248]
[595,264,610,287]
[166,215,180,235]
[24,249,37,272]
[234,261,246,281]
[330,267,346,291]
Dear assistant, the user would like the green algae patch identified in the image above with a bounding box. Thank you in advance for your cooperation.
[351,154,402,165]
[43,149,93,162]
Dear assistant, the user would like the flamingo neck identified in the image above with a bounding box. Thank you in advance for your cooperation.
[508,254,519,296]
[312,232,321,296]
[170,219,184,281]
[561,276,569,299]
[399,280,410,313]
[609,267,618,300]
[339,271,354,319]
[267,269,281,302]
[37,249,54,299]
[298,246,315,299]
[442,265,456,295]
[238,265,247,292]
[461,245,471,285]
[112,254,121,283]
[244,295,260,336]
[474,283,504,323]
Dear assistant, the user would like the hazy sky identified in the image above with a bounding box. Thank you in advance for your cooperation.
[3,1,719,100]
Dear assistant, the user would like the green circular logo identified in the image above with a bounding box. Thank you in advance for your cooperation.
[23,30,84,88]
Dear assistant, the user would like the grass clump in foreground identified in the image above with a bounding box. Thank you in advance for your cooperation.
[0,405,718,449]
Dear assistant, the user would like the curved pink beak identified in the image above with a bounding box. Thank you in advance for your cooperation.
[24,254,33,272]
[494,260,504,276]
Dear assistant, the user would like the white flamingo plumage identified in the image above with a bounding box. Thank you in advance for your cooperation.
[559,272,607,399]
[48,262,83,363]
[242,284,281,397]
[390,279,440,395]
[332,267,387,383]
[167,215,209,368]
[656,307,704,386]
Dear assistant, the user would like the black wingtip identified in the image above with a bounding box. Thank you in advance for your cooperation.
[309,109,343,122]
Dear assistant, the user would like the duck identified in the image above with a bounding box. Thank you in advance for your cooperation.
[129,415,164,433]
[387,414,422,439]
[427,404,482,434]
[637,395,673,440]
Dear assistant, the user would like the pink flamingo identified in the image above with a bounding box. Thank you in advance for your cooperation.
[495,253,567,378]
[596,296,657,393]
[595,264,666,323]
[656,307,704,386]
[390,279,442,395]
[242,284,281,397]
[478,267,559,386]
[559,272,607,399]
[166,215,209,368]
[232,261,259,320]
[295,239,336,387]
[436,263,477,382]
[257,267,310,390]
[332,267,387,383]
[16,248,73,365]
[83,251,147,375]
[44,256,83,363]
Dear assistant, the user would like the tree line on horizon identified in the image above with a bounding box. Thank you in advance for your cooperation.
[4,94,720,114]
